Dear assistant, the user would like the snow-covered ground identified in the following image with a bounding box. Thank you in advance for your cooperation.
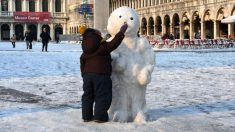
[0,42,235,132]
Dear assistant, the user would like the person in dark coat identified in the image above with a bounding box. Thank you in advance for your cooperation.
[80,23,128,123]
[55,32,60,44]
[40,28,51,52]
[25,30,33,49]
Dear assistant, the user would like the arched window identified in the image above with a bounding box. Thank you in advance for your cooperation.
[1,0,8,11]
[29,0,35,12]
[15,0,22,11]
[42,0,49,12]
[55,0,62,12]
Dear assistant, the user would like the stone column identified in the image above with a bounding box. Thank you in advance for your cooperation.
[8,0,13,12]
[10,23,14,37]
[37,23,41,40]
[170,23,173,34]
[24,24,28,34]
[190,21,194,39]
[201,21,205,39]
[213,20,218,39]
[147,17,149,36]
[63,0,66,14]
[36,0,41,12]
[162,24,166,36]
[63,23,67,35]
[228,24,234,39]
[180,22,184,39]
[22,0,28,11]
[94,0,109,33]
[50,24,54,40]
[12,0,16,12]
[49,0,54,16]
[139,20,143,35]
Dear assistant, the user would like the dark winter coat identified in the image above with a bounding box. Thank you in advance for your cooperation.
[80,30,125,76]
[25,32,34,42]
[40,32,51,43]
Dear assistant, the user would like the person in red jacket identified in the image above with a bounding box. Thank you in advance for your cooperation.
[80,23,128,123]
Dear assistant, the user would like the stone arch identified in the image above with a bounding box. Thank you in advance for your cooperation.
[216,7,228,20]
[155,16,162,35]
[203,10,214,39]
[231,6,235,15]
[216,7,229,38]
[148,17,154,35]
[182,12,190,39]
[1,24,10,40]
[203,9,213,21]
[28,24,37,40]
[141,17,147,35]
[164,15,170,35]
[54,24,63,40]
[192,11,201,39]
[172,13,180,39]
[15,24,24,40]
[216,6,229,20]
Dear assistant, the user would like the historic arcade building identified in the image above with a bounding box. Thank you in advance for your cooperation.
[67,0,93,34]
[0,0,68,41]
[110,0,235,39]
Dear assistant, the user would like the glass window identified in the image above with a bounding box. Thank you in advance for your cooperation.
[42,0,48,12]
[55,0,62,12]
[15,0,22,11]
[29,0,35,12]
[1,0,8,11]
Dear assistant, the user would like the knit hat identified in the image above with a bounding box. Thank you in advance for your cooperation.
[78,24,87,35]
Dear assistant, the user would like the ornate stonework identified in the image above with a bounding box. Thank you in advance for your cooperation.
[0,0,68,40]
[110,0,235,39]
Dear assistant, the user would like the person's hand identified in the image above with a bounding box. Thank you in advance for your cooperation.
[120,22,128,33]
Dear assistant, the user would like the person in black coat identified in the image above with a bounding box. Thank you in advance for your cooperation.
[40,28,51,52]
[25,30,34,49]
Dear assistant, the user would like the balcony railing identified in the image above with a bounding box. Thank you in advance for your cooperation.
[53,12,68,17]
[0,11,13,17]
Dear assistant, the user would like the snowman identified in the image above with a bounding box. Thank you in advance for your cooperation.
[107,6,155,123]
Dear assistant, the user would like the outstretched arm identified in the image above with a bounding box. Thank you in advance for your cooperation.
[104,23,128,53]
[105,32,125,53]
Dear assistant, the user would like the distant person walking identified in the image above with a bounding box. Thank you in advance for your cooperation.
[10,34,16,48]
[40,28,51,52]
[24,30,33,49]
[55,32,60,44]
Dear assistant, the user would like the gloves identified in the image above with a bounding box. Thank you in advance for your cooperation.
[120,23,128,33]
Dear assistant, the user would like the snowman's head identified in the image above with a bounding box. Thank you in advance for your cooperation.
[107,6,139,37]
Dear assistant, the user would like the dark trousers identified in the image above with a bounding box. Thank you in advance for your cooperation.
[12,42,15,48]
[42,42,48,52]
[82,73,112,121]
[26,41,30,49]
[29,41,32,49]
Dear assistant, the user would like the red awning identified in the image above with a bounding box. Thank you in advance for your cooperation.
[13,12,51,22]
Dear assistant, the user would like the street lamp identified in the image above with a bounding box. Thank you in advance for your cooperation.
[77,2,93,28]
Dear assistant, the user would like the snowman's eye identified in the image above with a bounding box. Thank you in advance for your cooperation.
[119,15,122,18]
[130,17,134,20]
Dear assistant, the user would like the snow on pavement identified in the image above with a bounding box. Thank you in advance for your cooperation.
[0,42,235,132]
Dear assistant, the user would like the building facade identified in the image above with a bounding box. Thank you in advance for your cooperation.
[0,0,68,41]
[67,0,94,35]
[110,0,235,39]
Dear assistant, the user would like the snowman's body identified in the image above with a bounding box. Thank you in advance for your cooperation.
[107,7,155,123]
